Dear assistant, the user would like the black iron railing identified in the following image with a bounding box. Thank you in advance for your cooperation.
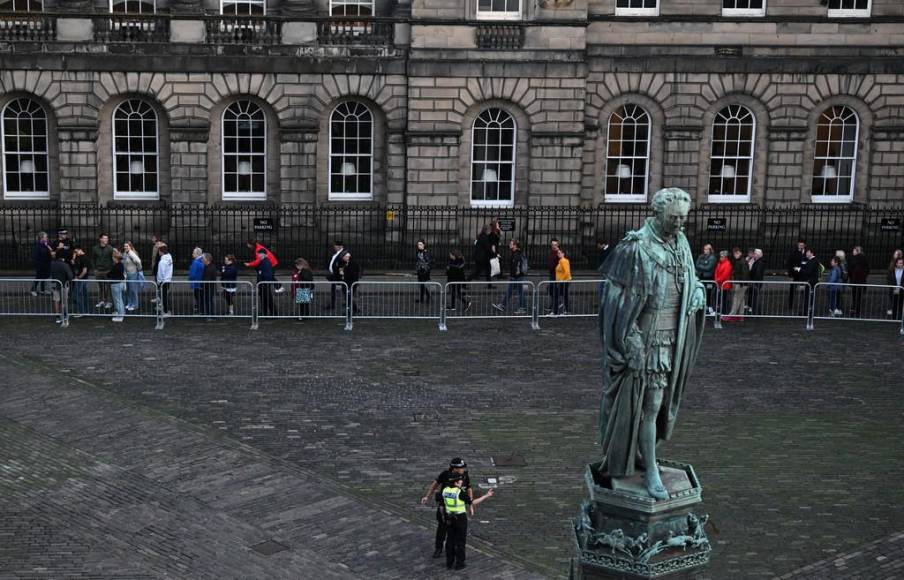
[475,23,524,50]
[204,15,281,45]
[1,204,902,273]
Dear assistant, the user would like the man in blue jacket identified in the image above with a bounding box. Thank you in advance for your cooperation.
[255,248,276,316]
[188,247,205,313]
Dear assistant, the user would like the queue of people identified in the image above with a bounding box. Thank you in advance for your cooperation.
[695,240,904,320]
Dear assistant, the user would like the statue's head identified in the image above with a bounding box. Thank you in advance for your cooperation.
[651,188,692,238]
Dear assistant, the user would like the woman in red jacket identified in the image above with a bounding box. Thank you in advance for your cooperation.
[714,250,734,320]
[244,240,284,293]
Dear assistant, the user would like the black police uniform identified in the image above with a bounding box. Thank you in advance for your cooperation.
[433,469,470,554]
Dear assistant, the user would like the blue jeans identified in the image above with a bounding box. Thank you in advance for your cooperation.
[500,277,525,310]
[73,279,89,314]
[125,271,140,309]
[828,287,841,313]
[111,282,126,316]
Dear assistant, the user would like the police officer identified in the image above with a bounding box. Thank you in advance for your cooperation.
[420,457,472,558]
[441,473,494,570]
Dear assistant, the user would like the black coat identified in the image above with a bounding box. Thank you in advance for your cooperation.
[749,258,766,282]
[848,253,870,284]
[473,233,493,263]
[800,257,821,288]
[446,256,467,282]
[786,249,806,279]
[340,261,361,286]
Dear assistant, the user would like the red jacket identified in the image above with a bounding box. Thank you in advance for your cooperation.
[715,258,733,291]
[245,243,278,268]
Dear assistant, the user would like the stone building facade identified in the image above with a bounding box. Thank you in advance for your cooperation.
[0,0,902,208]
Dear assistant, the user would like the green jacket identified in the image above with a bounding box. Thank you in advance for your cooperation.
[91,244,114,273]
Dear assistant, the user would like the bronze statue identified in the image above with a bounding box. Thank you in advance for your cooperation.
[598,188,706,500]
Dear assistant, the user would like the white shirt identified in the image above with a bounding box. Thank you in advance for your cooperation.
[157,253,173,282]
[895,267,903,287]
[328,249,344,274]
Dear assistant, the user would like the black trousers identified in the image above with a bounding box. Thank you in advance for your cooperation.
[445,514,468,568]
[434,507,447,551]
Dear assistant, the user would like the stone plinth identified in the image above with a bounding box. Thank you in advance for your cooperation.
[571,460,712,580]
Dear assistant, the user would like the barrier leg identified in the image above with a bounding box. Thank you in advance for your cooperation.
[155,286,164,331]
[61,285,70,328]
[251,285,259,330]
[713,290,722,330]
[806,288,815,331]
[344,288,353,331]
[531,285,540,330]
[439,286,447,332]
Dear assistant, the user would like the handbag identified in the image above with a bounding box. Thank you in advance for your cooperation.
[295,287,313,304]
[489,256,501,278]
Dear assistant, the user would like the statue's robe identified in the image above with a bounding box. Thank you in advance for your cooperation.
[598,219,705,477]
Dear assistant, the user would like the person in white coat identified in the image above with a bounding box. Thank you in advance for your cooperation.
[156,244,174,316]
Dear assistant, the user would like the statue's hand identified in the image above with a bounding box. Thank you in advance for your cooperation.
[689,284,706,314]
[625,332,645,372]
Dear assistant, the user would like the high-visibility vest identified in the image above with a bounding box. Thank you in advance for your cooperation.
[442,486,466,515]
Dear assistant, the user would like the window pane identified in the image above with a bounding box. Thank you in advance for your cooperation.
[329,101,373,198]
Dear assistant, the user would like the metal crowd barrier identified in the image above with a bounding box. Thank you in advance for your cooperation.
[443,281,535,327]
[0,278,66,326]
[67,278,161,328]
[717,280,812,327]
[811,282,904,334]
[700,280,720,321]
[534,279,605,329]
[257,280,350,327]
[349,281,443,331]
[159,280,256,329]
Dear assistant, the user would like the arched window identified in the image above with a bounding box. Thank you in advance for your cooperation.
[1,98,49,199]
[708,105,755,203]
[471,108,516,207]
[222,100,266,200]
[329,101,373,200]
[221,0,264,15]
[110,0,155,13]
[329,0,373,16]
[812,105,858,202]
[112,100,158,199]
[604,104,650,203]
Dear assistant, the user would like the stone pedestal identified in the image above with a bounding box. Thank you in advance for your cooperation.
[571,459,712,580]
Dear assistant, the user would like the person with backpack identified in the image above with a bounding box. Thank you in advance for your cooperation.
[291,258,315,320]
[492,239,528,314]
[415,239,434,303]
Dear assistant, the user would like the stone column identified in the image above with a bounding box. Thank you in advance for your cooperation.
[663,125,703,202]
[57,124,98,204]
[169,122,210,204]
[279,122,318,204]
[766,126,807,204]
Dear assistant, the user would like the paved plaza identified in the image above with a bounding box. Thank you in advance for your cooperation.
[0,316,902,579]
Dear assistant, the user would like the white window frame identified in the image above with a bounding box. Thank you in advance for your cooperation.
[329,0,373,17]
[827,0,871,18]
[615,0,659,17]
[811,106,858,204]
[470,108,516,208]
[109,0,155,13]
[0,0,44,11]
[708,105,756,204]
[220,0,265,15]
[475,0,522,21]
[721,0,766,17]
[604,104,650,204]
[328,101,374,202]
[1,98,50,200]
[112,99,159,201]
[221,100,267,201]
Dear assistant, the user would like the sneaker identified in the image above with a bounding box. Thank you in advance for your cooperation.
[274,287,285,294]
[464,302,472,312]
[445,305,456,311]
[514,308,527,315]
[126,306,134,312]
[71,314,83,318]
[228,307,235,315]
[30,291,38,296]
[491,303,504,312]
[150,298,159,304]
[833,309,843,317]
[104,302,112,309]
[707,307,716,316]
[111,317,124,322]
[161,312,172,318]
[887,309,893,317]
[95,301,105,308]
[54,318,63,324]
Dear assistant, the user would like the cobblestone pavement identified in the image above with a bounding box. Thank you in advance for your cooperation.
[0,316,902,579]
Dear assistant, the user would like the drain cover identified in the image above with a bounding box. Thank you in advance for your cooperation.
[250,539,290,556]
[491,453,527,467]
